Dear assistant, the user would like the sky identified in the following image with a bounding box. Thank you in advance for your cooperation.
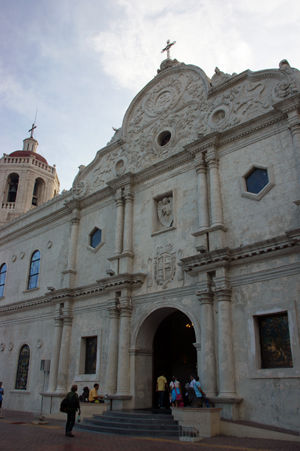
[0,0,299,192]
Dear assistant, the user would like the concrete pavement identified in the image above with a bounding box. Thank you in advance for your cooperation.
[0,409,299,451]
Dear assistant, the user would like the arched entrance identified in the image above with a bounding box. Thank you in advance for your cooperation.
[134,307,198,409]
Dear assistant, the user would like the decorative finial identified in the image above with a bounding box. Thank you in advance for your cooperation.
[161,39,176,60]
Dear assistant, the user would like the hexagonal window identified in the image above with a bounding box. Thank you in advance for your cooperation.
[90,228,102,249]
[241,165,274,201]
[245,168,269,194]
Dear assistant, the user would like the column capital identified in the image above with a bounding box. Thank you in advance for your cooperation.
[54,317,63,327]
[196,289,213,304]
[108,306,120,318]
[215,288,232,302]
[124,191,134,202]
[206,148,218,166]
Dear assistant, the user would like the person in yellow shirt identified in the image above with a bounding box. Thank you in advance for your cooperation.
[156,373,167,408]
[88,383,102,403]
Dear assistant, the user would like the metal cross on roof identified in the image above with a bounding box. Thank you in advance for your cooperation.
[161,40,176,60]
[28,123,37,138]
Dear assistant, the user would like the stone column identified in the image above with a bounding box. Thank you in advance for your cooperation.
[104,306,120,394]
[116,303,132,395]
[68,208,80,271]
[215,288,236,397]
[48,304,63,393]
[197,290,217,397]
[56,300,73,393]
[195,154,209,230]
[123,190,134,254]
[114,189,124,255]
[206,148,223,227]
[63,204,80,288]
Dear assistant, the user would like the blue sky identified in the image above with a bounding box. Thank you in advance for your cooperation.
[1,0,299,191]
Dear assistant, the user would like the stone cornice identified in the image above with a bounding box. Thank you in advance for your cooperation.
[96,272,146,291]
[106,173,135,191]
[181,230,300,273]
[0,273,146,315]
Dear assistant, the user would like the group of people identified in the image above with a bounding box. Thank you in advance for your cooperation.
[79,383,104,404]
[156,374,211,409]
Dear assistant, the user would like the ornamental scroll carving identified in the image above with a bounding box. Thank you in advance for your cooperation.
[124,68,208,171]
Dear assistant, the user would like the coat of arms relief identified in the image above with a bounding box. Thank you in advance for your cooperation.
[154,244,177,289]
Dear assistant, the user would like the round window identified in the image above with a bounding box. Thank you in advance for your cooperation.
[157,131,171,147]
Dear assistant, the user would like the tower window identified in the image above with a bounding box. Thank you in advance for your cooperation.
[7,173,19,203]
[32,178,45,206]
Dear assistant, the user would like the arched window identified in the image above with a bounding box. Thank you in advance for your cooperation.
[27,250,40,290]
[6,173,19,203]
[15,345,30,390]
[32,178,45,206]
[0,263,7,297]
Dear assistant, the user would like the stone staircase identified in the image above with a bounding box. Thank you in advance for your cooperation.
[76,409,180,438]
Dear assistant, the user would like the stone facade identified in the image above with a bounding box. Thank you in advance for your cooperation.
[0,58,299,432]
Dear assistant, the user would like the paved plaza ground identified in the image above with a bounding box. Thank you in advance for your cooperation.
[0,410,299,451]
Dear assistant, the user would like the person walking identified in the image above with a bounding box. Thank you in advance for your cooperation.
[65,384,80,437]
[0,382,4,418]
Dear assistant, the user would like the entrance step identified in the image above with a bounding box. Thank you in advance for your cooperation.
[77,409,180,438]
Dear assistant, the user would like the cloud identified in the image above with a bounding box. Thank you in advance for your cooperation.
[88,0,300,90]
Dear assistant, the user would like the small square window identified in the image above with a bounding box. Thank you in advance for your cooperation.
[257,312,293,369]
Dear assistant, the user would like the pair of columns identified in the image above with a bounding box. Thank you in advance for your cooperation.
[114,188,134,255]
[105,299,132,395]
[195,143,223,231]
[197,285,236,398]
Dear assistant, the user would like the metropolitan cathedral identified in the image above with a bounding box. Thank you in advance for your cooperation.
[0,46,299,433]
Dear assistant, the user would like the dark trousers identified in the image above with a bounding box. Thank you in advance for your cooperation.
[66,410,76,434]
[157,391,165,408]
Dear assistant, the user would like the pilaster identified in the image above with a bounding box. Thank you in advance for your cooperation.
[48,303,63,393]
[104,304,120,394]
[116,298,132,396]
[197,288,217,397]
[215,285,236,397]
[56,300,73,393]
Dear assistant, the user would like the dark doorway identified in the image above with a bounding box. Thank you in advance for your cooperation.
[153,310,197,407]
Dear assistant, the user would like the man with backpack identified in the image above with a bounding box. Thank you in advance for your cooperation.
[64,384,80,437]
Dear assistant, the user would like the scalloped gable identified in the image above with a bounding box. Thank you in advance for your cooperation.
[71,60,300,200]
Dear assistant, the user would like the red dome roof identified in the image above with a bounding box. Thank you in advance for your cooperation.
[9,150,48,165]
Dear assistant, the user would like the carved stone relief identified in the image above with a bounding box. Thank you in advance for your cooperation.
[154,244,176,289]
[157,196,173,228]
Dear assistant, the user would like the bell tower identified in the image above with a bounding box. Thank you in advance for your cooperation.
[0,125,60,226]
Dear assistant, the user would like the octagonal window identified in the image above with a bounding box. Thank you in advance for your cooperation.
[245,168,269,194]
[90,228,102,249]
